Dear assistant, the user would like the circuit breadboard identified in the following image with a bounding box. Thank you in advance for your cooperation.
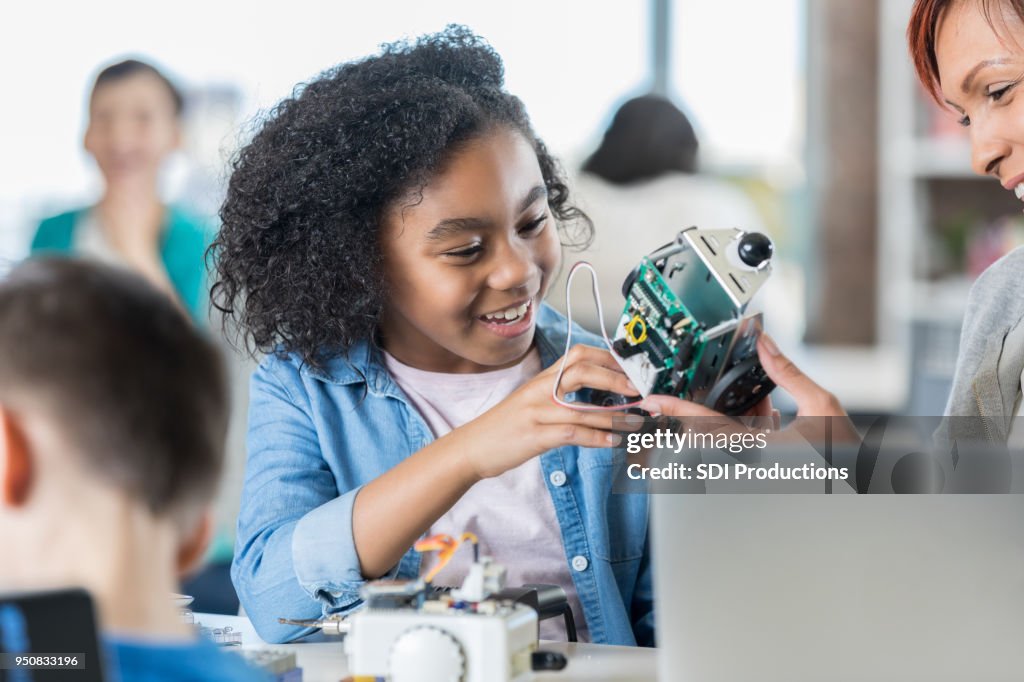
[613,258,706,397]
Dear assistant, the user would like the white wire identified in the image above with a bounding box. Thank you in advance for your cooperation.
[551,261,644,411]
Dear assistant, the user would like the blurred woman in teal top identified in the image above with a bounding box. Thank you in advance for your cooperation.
[31,60,230,612]
[31,59,212,324]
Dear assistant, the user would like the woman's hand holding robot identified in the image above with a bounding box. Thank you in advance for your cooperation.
[639,334,846,420]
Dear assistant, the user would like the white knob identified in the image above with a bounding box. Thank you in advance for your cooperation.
[389,625,465,682]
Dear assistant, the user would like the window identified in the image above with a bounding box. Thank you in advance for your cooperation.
[672,0,804,172]
[0,1,648,267]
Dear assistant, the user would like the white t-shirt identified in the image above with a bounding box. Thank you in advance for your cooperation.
[383,349,589,641]
[72,212,122,265]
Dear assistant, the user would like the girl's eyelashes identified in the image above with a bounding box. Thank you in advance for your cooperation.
[443,243,483,259]
[519,213,548,234]
[440,214,548,260]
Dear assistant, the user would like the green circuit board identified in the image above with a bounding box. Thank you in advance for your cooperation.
[615,258,709,396]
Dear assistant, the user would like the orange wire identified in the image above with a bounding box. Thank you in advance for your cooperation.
[414,532,479,584]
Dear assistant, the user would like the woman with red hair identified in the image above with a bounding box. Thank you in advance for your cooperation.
[642,0,1024,437]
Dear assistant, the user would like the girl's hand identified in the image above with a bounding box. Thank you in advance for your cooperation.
[353,344,638,579]
[460,344,639,480]
[639,334,847,419]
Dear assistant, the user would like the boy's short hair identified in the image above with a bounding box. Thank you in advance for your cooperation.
[92,58,184,117]
[0,258,227,520]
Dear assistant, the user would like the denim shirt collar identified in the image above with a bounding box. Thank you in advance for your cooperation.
[296,302,573,395]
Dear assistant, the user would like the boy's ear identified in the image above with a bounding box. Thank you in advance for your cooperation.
[176,508,213,577]
[0,406,33,508]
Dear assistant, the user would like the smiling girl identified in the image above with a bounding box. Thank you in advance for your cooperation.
[213,27,652,645]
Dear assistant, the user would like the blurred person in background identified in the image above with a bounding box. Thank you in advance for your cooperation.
[30,58,237,613]
[547,95,766,335]
[30,59,212,324]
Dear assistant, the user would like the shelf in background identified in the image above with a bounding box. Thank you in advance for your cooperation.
[906,277,971,324]
[784,344,908,413]
[894,137,980,179]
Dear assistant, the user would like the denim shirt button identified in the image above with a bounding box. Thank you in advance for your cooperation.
[571,555,589,572]
[549,470,567,487]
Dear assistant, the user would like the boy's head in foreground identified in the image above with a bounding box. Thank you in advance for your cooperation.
[0,258,227,630]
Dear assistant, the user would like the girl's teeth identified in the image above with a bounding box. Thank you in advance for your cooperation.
[485,301,530,322]
[1015,183,1024,200]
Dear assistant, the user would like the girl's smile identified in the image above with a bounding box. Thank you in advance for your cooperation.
[477,298,535,338]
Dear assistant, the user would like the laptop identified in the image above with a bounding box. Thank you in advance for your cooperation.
[0,588,106,682]
[653,493,1024,681]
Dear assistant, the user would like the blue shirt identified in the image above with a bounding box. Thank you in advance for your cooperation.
[105,636,269,681]
[231,304,654,646]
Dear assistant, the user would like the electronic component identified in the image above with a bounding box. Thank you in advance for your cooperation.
[612,227,775,415]
[178,596,246,647]
[612,337,644,359]
[239,650,302,681]
[199,625,242,646]
[531,650,568,671]
[341,534,539,682]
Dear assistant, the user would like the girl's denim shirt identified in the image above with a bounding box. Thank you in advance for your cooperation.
[231,303,654,646]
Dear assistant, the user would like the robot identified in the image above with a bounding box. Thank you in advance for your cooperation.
[283,533,543,682]
[611,226,775,415]
[343,573,538,682]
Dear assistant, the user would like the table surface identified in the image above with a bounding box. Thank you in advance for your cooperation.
[195,613,657,681]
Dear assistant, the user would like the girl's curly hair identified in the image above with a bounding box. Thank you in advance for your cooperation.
[211,25,592,368]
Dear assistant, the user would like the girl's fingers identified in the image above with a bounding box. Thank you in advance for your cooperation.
[536,405,645,437]
[566,344,625,371]
[540,423,623,450]
[557,362,638,397]
[541,344,626,378]
[638,394,721,418]
[538,405,621,432]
